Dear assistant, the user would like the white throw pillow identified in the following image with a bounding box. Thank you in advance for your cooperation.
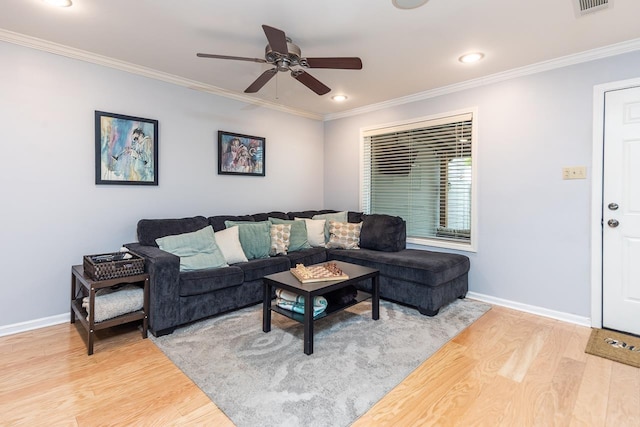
[295,218,326,248]
[214,226,248,264]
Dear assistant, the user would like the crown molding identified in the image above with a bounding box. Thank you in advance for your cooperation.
[0,29,323,121]
[324,37,640,121]
[3,28,639,124]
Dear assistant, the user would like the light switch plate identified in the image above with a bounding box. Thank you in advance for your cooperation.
[562,166,587,180]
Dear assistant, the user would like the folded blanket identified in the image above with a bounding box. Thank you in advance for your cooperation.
[82,284,144,323]
[275,288,328,316]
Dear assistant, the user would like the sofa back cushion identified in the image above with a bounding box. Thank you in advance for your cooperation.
[286,209,336,220]
[137,216,209,247]
[251,211,288,222]
[209,215,254,232]
[286,210,363,223]
[348,211,365,223]
[359,214,406,252]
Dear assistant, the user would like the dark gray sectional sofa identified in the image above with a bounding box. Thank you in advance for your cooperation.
[125,210,470,337]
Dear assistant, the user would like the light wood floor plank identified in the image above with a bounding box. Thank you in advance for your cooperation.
[352,341,477,426]
[605,361,640,427]
[498,323,550,382]
[570,354,613,426]
[455,374,519,426]
[1,304,639,426]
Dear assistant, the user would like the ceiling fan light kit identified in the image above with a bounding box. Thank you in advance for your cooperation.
[43,0,72,6]
[392,0,429,9]
[197,25,362,96]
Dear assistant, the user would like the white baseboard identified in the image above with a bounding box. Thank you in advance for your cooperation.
[467,292,591,327]
[0,293,592,338]
[0,313,68,338]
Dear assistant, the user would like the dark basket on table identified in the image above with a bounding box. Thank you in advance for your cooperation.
[83,251,145,281]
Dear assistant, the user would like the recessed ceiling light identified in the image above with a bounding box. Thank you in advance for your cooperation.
[331,95,348,102]
[392,0,429,9]
[43,0,72,7]
[458,52,485,64]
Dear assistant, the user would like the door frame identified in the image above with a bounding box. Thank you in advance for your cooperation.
[590,77,640,328]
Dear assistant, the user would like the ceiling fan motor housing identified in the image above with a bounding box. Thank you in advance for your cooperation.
[265,39,303,71]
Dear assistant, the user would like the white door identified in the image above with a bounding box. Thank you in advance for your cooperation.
[602,86,640,335]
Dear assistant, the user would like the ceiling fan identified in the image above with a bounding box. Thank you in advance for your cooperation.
[197,25,363,96]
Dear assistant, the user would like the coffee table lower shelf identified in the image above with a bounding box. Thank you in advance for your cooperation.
[270,290,372,324]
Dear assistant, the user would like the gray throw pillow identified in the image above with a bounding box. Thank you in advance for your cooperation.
[359,214,406,252]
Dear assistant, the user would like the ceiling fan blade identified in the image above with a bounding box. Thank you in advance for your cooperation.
[197,53,267,63]
[262,25,288,55]
[304,57,363,69]
[291,70,331,95]
[244,68,278,93]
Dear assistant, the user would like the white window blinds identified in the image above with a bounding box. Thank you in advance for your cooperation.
[361,112,475,247]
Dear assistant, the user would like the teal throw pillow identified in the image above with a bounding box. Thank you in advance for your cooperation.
[312,211,348,243]
[156,225,228,272]
[268,217,311,252]
[224,220,271,260]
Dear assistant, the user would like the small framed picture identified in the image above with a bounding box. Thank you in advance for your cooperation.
[95,111,158,185]
[218,130,265,177]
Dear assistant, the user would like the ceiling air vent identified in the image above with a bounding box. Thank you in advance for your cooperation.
[574,0,611,16]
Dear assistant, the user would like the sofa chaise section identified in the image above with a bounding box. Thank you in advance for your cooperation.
[327,248,469,316]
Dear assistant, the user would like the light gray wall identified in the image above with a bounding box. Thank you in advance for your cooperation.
[0,41,324,327]
[324,51,640,318]
[4,37,640,330]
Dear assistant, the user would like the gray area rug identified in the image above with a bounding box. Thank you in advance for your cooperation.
[151,298,490,427]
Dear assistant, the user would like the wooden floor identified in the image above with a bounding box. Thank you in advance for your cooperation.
[1,305,639,426]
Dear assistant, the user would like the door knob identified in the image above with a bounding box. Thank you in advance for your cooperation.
[608,219,619,227]
[608,203,619,210]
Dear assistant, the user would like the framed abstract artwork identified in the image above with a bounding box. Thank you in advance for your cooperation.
[95,111,158,185]
[218,130,265,176]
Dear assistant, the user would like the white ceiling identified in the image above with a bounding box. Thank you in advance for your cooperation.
[2,0,640,119]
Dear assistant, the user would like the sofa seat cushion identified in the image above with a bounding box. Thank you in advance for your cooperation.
[281,247,327,267]
[235,257,290,282]
[179,266,244,297]
[137,216,209,247]
[327,248,470,287]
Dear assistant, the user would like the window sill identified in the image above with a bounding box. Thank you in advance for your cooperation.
[406,237,477,253]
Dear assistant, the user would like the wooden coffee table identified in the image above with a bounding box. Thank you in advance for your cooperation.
[262,260,379,355]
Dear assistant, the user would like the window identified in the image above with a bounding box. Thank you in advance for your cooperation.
[361,110,477,251]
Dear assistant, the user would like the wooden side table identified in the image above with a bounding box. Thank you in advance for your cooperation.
[70,265,149,355]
